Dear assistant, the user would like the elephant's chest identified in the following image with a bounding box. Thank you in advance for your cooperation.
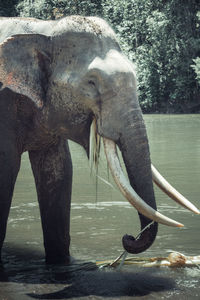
[16,97,59,152]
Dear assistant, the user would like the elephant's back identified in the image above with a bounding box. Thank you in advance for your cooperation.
[0,17,54,43]
[0,16,117,43]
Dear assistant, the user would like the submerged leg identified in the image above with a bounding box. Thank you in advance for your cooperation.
[29,139,72,264]
[0,130,21,263]
[0,91,22,263]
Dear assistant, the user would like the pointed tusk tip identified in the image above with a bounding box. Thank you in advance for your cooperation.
[189,207,200,214]
[177,223,184,228]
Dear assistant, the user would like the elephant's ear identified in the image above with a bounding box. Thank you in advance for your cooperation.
[0,34,51,108]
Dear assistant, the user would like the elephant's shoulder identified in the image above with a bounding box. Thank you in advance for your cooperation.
[0,18,30,42]
[0,17,52,42]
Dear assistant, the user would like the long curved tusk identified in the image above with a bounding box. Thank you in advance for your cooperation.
[103,138,184,228]
[151,164,200,215]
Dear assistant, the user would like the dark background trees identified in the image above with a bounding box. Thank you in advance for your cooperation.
[1,0,200,113]
[0,0,18,16]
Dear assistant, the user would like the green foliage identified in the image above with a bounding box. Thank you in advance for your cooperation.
[191,57,200,85]
[3,0,200,112]
[108,0,200,112]
[16,0,103,19]
[191,12,200,86]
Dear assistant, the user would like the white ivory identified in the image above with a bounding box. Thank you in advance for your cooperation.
[151,164,200,214]
[103,138,184,228]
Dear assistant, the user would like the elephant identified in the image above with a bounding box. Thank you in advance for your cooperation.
[0,15,199,265]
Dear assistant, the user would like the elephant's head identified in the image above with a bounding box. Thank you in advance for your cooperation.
[0,16,199,254]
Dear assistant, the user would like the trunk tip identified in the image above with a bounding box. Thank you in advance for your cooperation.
[122,222,158,254]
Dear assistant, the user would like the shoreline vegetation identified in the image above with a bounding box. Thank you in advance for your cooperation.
[0,0,200,113]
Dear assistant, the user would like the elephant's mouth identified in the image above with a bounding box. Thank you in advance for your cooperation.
[89,119,199,253]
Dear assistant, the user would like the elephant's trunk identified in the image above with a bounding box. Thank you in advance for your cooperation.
[104,109,159,253]
[103,108,176,254]
[120,122,158,253]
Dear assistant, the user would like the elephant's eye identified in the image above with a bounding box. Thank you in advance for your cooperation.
[88,80,96,87]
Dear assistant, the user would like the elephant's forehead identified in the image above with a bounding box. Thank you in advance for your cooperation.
[53,16,116,38]
[88,49,135,76]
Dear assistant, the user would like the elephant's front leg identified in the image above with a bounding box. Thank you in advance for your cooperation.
[0,133,21,264]
[29,139,72,264]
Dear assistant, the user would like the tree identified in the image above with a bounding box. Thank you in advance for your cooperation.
[120,0,200,112]
[16,0,103,20]
[191,57,200,85]
[0,0,18,17]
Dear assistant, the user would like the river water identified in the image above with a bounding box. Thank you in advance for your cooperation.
[0,114,200,299]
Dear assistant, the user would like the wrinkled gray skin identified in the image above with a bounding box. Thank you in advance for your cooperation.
[0,16,157,264]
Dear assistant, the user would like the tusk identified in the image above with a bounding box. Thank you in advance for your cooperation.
[103,138,184,228]
[151,164,200,215]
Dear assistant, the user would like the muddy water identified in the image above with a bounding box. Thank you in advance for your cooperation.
[0,114,200,299]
